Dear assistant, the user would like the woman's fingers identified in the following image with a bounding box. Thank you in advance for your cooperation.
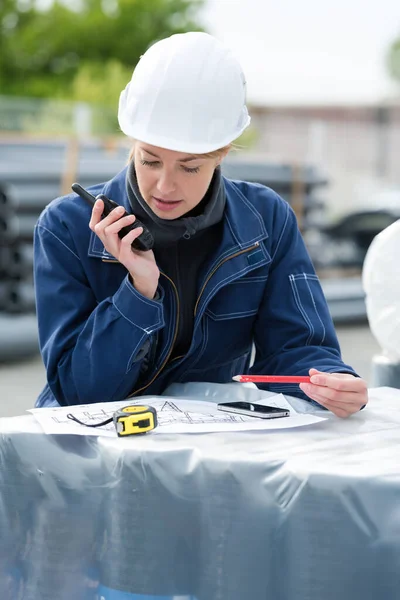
[89,202,125,234]
[315,400,353,418]
[309,370,367,393]
[89,203,138,257]
[300,369,368,417]
[88,199,105,231]
[103,213,136,236]
[300,384,364,406]
[118,226,144,260]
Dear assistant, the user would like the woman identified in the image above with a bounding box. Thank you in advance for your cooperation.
[34,32,367,416]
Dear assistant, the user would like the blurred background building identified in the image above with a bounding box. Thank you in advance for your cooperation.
[0,0,399,415]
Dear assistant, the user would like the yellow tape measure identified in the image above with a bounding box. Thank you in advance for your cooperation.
[67,404,158,437]
[113,405,158,437]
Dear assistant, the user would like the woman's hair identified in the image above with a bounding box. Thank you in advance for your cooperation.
[128,143,233,163]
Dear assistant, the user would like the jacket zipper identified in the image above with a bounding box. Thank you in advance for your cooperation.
[169,242,260,365]
[129,272,179,397]
[194,242,260,316]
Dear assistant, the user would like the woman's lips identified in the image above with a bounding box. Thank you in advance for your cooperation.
[152,196,183,212]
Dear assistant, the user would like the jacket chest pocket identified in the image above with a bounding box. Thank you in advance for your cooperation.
[204,276,268,321]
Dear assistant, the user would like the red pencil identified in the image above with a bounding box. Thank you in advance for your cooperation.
[232,374,311,384]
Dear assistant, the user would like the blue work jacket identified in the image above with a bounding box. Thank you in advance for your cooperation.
[34,167,356,407]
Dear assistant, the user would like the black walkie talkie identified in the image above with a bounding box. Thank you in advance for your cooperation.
[72,183,154,252]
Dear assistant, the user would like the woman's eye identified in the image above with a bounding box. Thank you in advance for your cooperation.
[140,159,199,174]
[140,160,159,167]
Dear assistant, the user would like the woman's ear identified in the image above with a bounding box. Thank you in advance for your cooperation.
[215,147,230,167]
[128,141,136,163]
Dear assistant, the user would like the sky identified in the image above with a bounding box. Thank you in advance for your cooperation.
[200,0,400,105]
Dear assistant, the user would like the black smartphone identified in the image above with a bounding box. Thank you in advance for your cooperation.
[217,401,290,419]
[71,183,154,252]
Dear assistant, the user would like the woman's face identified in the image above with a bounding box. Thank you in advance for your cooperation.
[133,143,224,219]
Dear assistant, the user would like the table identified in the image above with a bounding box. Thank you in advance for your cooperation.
[0,385,399,600]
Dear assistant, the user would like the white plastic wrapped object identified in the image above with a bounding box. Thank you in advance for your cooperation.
[362,219,400,360]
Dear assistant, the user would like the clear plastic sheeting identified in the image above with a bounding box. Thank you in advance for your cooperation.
[363,219,400,361]
[0,383,400,600]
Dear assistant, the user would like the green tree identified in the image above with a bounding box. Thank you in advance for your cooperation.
[0,0,204,99]
[388,36,400,83]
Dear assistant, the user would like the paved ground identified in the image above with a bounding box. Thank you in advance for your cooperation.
[0,323,381,418]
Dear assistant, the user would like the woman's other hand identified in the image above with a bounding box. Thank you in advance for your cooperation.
[299,368,368,417]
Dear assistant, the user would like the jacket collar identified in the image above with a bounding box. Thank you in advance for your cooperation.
[222,177,269,248]
[88,168,269,260]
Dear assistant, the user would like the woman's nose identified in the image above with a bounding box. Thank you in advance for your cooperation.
[156,170,176,196]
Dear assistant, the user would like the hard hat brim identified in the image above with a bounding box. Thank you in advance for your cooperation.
[119,114,251,154]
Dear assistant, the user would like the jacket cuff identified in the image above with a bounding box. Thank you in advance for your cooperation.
[113,275,165,334]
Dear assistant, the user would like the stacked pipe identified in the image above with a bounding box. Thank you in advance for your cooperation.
[0,181,39,361]
[0,183,36,314]
[0,138,131,363]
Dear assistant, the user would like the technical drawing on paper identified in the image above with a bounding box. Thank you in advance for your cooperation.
[29,395,324,436]
[41,399,257,433]
[157,400,252,426]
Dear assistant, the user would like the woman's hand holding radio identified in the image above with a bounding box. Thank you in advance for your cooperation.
[89,199,160,300]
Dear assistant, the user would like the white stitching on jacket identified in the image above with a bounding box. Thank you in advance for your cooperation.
[289,274,314,345]
[303,274,326,345]
[271,202,290,262]
[289,273,327,346]
[36,225,81,261]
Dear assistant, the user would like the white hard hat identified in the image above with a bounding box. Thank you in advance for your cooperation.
[118,32,251,153]
[362,219,400,360]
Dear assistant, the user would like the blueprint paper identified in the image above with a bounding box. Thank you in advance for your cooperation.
[28,395,325,436]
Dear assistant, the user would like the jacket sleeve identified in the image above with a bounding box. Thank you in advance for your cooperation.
[34,220,165,406]
[250,199,358,400]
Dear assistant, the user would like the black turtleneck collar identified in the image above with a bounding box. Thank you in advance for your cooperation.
[126,160,226,249]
